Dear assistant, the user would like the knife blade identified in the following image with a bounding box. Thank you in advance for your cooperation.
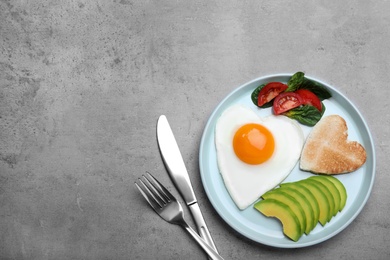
[157,115,218,256]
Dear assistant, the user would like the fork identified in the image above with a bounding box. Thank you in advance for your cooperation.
[135,172,224,260]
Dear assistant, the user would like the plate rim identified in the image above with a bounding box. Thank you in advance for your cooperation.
[199,73,376,248]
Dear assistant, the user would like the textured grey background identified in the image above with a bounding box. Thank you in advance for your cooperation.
[1,0,389,259]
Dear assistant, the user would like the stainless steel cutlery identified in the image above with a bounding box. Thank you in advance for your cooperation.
[135,115,221,259]
[156,115,219,253]
[135,173,224,260]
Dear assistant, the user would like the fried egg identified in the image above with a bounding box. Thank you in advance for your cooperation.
[215,105,304,210]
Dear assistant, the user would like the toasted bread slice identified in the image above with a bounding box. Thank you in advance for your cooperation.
[300,115,366,174]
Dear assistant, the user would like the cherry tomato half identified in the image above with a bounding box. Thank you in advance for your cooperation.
[295,89,322,111]
[273,92,303,115]
[257,82,288,107]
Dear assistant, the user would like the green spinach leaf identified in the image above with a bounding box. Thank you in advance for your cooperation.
[283,105,322,126]
[300,78,332,100]
[285,71,305,92]
[321,101,326,115]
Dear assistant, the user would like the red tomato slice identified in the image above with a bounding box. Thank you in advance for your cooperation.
[257,82,288,107]
[273,92,304,115]
[295,89,322,111]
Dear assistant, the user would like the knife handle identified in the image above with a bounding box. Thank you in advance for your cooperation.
[181,222,223,260]
[189,203,218,255]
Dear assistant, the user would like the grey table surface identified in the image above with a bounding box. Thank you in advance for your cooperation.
[1,1,389,259]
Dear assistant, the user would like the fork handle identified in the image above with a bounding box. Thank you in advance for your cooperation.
[181,222,224,260]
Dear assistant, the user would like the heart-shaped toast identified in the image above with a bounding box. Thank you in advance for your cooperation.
[300,115,367,174]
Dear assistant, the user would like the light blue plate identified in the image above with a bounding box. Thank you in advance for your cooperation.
[199,74,376,248]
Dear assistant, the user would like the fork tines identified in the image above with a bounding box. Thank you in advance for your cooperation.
[135,172,172,211]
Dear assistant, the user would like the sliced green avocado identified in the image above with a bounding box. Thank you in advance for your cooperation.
[305,179,335,222]
[278,186,315,235]
[296,180,330,225]
[326,176,347,211]
[254,199,302,242]
[309,176,341,215]
[261,190,306,235]
[279,184,318,234]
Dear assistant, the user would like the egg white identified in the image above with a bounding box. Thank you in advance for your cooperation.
[215,105,304,210]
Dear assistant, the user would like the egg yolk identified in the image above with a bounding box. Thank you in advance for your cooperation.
[233,123,275,165]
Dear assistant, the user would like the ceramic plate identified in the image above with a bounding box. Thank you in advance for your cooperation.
[199,74,375,248]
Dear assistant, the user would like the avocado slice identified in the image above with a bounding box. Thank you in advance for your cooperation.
[261,190,306,234]
[254,176,348,242]
[254,199,302,241]
[326,176,347,211]
[305,179,335,222]
[296,180,330,225]
[280,182,320,232]
[278,186,315,234]
[309,176,341,215]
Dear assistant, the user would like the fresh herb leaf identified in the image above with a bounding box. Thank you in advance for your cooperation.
[251,83,273,108]
[283,105,322,126]
[321,101,326,115]
[285,71,305,92]
[251,83,264,106]
[300,78,332,100]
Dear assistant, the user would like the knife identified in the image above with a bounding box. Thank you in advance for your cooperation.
[157,115,218,257]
